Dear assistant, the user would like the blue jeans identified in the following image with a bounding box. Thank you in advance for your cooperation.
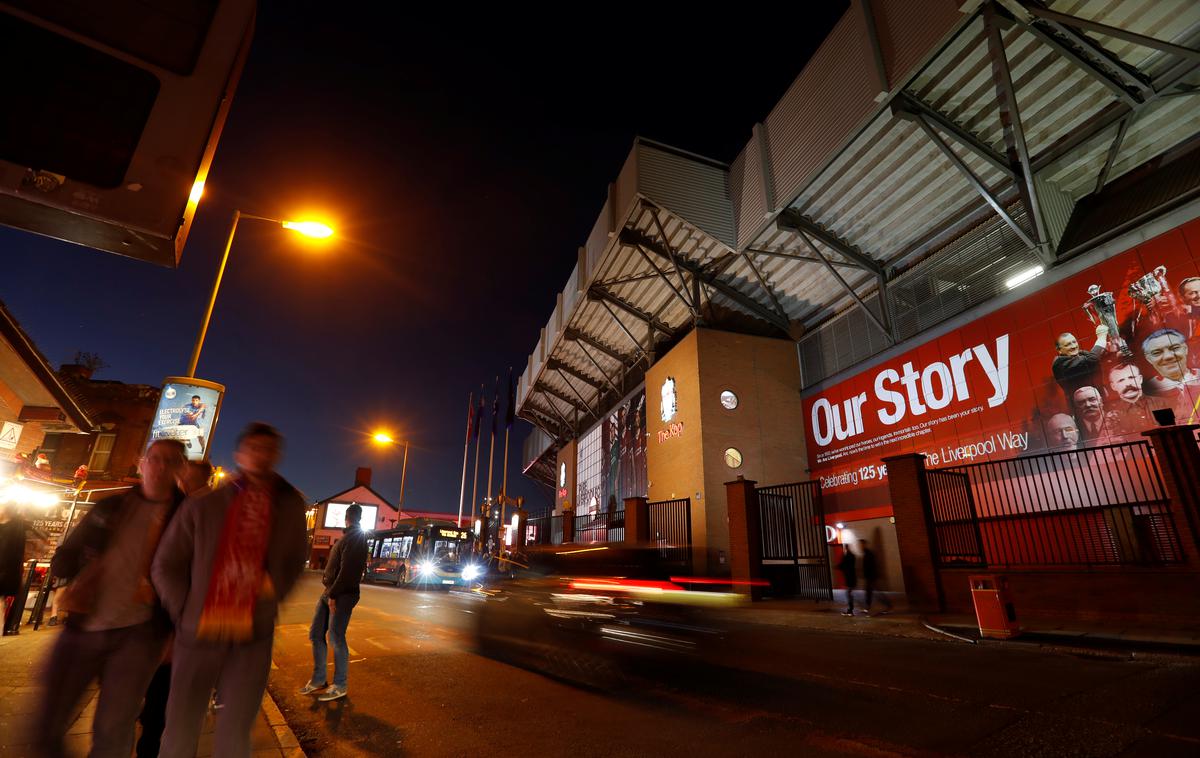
[309,593,359,688]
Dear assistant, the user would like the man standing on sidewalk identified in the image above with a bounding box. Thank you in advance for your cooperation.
[301,503,368,701]
[31,439,187,757]
[859,539,892,616]
[837,544,858,617]
[152,423,307,758]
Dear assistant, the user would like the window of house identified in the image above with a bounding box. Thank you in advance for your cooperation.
[88,433,117,473]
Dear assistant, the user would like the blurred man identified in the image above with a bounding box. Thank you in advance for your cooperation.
[1071,386,1109,443]
[858,539,891,616]
[32,440,186,757]
[153,423,307,758]
[302,503,368,701]
[177,459,214,497]
[0,503,26,635]
[1104,363,1157,435]
[837,545,858,617]
[1052,326,1108,404]
[1045,413,1080,449]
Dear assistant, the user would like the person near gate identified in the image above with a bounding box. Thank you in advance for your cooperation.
[151,422,307,758]
[301,502,368,701]
[859,539,892,616]
[837,543,858,616]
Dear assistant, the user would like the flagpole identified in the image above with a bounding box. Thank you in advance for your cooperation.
[456,391,473,528]
[485,376,498,506]
[470,388,483,525]
[500,367,513,545]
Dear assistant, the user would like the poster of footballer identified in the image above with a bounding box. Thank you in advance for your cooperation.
[147,377,225,461]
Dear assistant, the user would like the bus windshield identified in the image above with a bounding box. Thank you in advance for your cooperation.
[432,539,464,564]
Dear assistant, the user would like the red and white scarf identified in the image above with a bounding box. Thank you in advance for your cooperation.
[196,479,275,642]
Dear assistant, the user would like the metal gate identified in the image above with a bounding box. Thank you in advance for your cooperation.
[647,498,691,572]
[756,481,832,600]
[925,469,985,566]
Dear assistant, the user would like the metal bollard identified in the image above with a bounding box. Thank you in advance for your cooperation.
[2,560,37,635]
[30,575,53,630]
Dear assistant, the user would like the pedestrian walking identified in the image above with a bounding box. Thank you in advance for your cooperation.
[0,503,28,634]
[859,539,892,616]
[30,439,187,757]
[135,458,218,757]
[301,502,368,701]
[837,544,858,616]
[151,423,307,758]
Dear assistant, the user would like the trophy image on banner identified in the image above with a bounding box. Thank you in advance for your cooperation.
[1128,266,1173,312]
[1083,284,1132,358]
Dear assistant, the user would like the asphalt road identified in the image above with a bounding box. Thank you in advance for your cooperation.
[267,574,1200,757]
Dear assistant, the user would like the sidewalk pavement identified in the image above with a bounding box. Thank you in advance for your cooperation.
[726,592,1200,655]
[0,624,304,757]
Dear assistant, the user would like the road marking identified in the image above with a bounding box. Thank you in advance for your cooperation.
[365,638,389,650]
[271,659,279,670]
[347,645,360,656]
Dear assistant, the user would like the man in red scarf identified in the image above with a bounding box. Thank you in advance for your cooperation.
[152,423,307,758]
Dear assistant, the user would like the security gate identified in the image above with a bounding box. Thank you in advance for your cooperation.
[647,498,692,573]
[757,481,832,599]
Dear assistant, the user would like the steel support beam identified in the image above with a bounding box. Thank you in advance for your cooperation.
[620,228,791,333]
[587,285,674,338]
[1094,114,1132,194]
[740,251,788,322]
[564,328,637,368]
[891,94,1015,179]
[632,244,698,318]
[647,211,699,313]
[536,382,596,421]
[775,210,884,276]
[745,246,863,270]
[795,228,894,345]
[554,368,601,421]
[573,340,622,396]
[547,359,603,391]
[1008,12,1145,107]
[592,296,652,359]
[984,2,1051,262]
[1024,3,1200,65]
[912,114,1038,249]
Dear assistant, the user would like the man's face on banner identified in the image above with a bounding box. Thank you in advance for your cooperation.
[1182,278,1200,307]
[1056,333,1080,357]
[1072,387,1104,423]
[1107,365,1144,403]
[190,396,202,408]
[1047,414,1079,446]
[1143,332,1190,381]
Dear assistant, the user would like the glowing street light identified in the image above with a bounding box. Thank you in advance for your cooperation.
[371,430,410,507]
[186,210,335,378]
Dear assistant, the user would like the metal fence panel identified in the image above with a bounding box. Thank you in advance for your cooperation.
[755,482,833,600]
[647,498,691,570]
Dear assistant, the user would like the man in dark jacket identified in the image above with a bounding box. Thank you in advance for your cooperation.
[152,422,308,758]
[302,503,368,701]
[32,439,186,757]
[0,503,28,634]
[837,546,857,617]
[859,539,893,616]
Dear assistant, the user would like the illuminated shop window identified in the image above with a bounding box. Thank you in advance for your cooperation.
[720,390,738,410]
[724,447,743,469]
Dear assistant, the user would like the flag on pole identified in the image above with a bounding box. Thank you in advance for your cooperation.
[505,367,515,429]
[472,391,484,440]
[490,377,500,438]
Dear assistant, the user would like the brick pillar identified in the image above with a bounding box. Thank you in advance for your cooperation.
[623,497,649,545]
[1142,424,1200,560]
[725,476,763,599]
[513,509,528,550]
[561,509,574,544]
[882,453,943,613]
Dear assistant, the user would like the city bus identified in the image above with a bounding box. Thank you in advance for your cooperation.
[364,519,481,588]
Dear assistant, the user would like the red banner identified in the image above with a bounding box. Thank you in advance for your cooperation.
[802,219,1200,514]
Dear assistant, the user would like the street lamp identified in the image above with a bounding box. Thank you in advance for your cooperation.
[186,210,335,377]
[371,431,410,507]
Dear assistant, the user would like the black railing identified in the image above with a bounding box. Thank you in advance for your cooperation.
[525,512,565,546]
[647,498,691,569]
[927,441,1183,567]
[573,509,625,544]
[756,481,833,600]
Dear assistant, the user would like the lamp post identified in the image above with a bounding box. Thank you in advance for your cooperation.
[371,432,410,508]
[186,210,334,378]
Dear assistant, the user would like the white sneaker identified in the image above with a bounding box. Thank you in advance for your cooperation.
[317,685,347,702]
[299,681,327,695]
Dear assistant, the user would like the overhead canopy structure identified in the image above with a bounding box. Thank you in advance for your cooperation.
[517,0,1200,483]
[0,301,94,435]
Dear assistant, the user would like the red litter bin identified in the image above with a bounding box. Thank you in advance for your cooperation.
[969,575,1020,639]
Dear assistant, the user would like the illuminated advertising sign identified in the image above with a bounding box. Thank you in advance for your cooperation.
[804,219,1200,513]
[324,502,378,530]
[577,388,648,516]
[147,377,225,462]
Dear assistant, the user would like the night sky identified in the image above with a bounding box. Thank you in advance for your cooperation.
[0,4,848,513]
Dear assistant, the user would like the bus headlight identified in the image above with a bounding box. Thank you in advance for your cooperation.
[462,565,481,581]
[419,562,436,577]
